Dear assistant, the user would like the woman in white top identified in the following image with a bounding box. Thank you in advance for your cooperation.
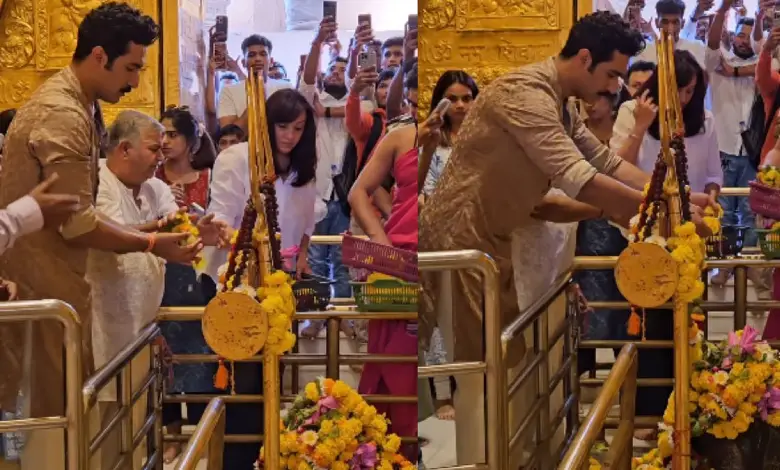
[609,49,723,440]
[611,49,723,197]
[207,88,318,280]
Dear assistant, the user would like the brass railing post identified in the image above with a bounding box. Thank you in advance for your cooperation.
[733,266,748,330]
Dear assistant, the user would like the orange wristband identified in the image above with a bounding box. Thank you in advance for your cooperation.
[145,233,157,253]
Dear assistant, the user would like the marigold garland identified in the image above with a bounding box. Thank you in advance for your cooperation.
[631,325,780,469]
[160,212,205,271]
[255,377,415,470]
[626,182,719,334]
[757,165,780,189]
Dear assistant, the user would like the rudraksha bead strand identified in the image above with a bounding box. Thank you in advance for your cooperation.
[260,181,283,270]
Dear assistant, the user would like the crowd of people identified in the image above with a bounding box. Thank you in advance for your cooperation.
[0,1,423,468]
[416,0,780,465]
[5,0,780,467]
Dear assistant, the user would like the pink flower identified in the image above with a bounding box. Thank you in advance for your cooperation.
[759,387,780,421]
[728,326,759,356]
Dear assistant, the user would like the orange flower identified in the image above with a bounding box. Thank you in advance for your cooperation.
[324,378,335,396]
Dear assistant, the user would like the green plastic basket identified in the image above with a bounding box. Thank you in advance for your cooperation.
[351,279,419,312]
[756,229,780,259]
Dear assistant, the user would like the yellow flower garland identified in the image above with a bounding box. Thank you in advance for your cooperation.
[256,270,297,355]
[260,378,415,470]
[758,165,780,189]
[632,327,780,468]
[163,212,206,271]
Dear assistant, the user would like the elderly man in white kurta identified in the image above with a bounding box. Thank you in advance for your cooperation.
[85,110,174,469]
[86,110,226,469]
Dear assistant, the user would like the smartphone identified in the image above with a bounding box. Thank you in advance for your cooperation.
[323,1,337,20]
[213,42,227,70]
[407,14,418,31]
[190,203,206,217]
[214,15,228,41]
[433,98,451,116]
[774,4,780,29]
[358,50,377,69]
[358,13,371,28]
[627,5,641,30]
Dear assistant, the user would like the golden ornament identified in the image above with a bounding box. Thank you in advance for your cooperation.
[202,291,269,360]
[615,242,679,308]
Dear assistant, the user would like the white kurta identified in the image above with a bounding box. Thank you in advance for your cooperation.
[87,162,178,398]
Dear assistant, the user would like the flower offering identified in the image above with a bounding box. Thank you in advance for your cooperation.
[256,377,415,470]
[632,325,780,469]
[159,211,204,270]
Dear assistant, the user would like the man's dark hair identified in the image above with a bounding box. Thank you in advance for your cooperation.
[270,62,287,77]
[656,0,686,17]
[627,60,656,78]
[241,34,273,55]
[377,69,395,84]
[404,63,418,90]
[559,11,645,69]
[332,56,348,65]
[72,2,158,65]
[738,17,756,28]
[382,37,404,51]
[220,72,238,82]
[215,124,244,142]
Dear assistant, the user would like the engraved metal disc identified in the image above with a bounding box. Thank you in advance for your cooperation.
[615,242,678,308]
[202,291,268,361]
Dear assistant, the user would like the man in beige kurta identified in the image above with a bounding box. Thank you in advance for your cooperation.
[418,11,653,465]
[0,4,202,469]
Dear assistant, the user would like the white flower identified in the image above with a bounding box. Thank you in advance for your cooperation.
[217,263,228,277]
[645,235,667,248]
[234,284,257,298]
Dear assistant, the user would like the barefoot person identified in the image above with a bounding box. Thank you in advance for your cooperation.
[0,4,201,469]
[418,11,713,465]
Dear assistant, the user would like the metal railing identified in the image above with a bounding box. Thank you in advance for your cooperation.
[175,398,226,470]
[499,272,579,470]
[559,344,638,470]
[81,322,163,470]
[417,249,500,470]
[0,300,84,470]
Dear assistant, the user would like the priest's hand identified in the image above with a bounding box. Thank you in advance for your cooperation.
[152,233,203,264]
[196,213,231,247]
[0,279,18,301]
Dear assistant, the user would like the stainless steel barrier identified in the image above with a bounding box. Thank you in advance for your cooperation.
[175,398,225,470]
[82,323,162,470]
[417,249,501,470]
[0,300,84,470]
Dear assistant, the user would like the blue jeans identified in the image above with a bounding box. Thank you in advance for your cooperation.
[308,199,352,298]
[719,152,757,247]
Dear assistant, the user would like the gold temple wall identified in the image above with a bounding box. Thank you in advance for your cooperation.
[419,0,593,115]
[0,0,205,123]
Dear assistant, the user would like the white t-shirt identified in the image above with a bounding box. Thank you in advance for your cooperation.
[88,162,177,399]
[297,83,349,207]
[611,100,723,193]
[217,78,293,119]
[703,47,757,156]
[203,142,317,280]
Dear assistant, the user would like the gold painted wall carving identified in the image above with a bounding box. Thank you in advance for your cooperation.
[0,0,160,123]
[420,0,590,115]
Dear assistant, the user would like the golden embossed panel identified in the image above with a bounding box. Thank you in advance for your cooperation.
[0,0,160,122]
[419,0,591,115]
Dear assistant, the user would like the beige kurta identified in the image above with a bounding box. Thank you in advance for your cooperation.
[0,66,104,417]
[418,58,625,364]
